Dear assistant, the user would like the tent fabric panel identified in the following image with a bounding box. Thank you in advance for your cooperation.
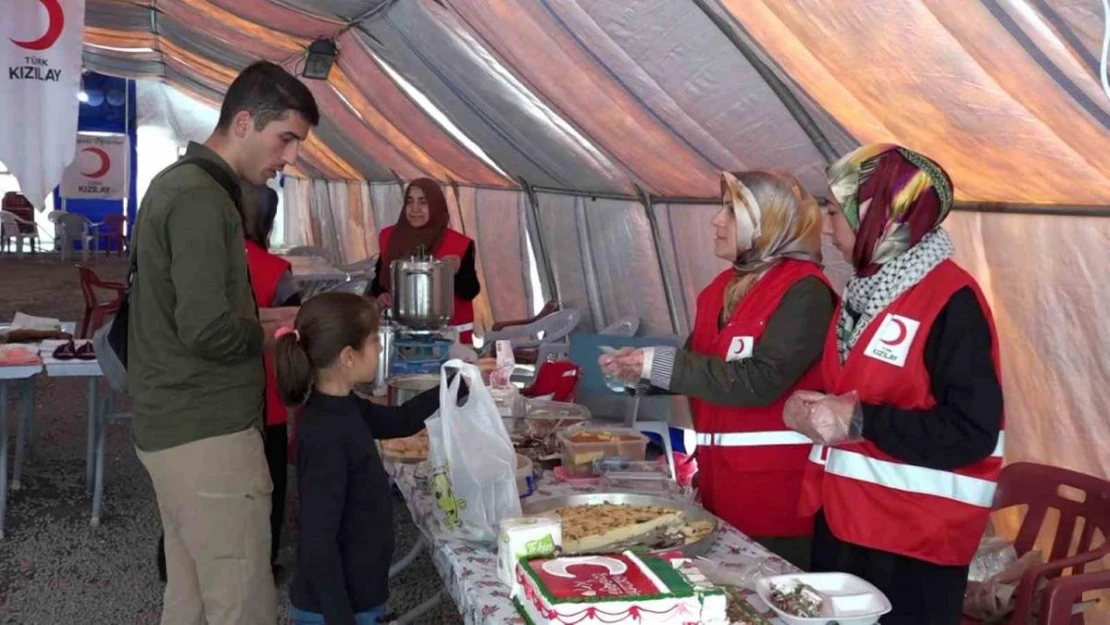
[721,0,1110,205]
[652,203,731,336]
[359,0,635,193]
[282,0,391,21]
[370,182,405,240]
[336,33,513,188]
[86,0,153,31]
[543,0,834,194]
[312,116,398,182]
[205,0,344,39]
[443,0,720,197]
[944,211,1110,494]
[459,189,532,330]
[580,197,673,336]
[535,193,603,332]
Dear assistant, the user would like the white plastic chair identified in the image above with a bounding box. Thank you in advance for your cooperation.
[286,246,327,257]
[0,211,39,258]
[483,308,582,349]
[599,316,640,337]
[56,213,99,261]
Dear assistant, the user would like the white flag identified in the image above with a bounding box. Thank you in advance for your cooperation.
[1,0,87,208]
[61,134,129,199]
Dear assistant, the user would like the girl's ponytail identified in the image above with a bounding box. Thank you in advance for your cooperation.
[275,330,313,406]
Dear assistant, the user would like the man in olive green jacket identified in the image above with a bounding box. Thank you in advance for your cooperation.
[128,61,318,625]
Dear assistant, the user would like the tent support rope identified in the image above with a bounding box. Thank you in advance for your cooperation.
[690,0,839,164]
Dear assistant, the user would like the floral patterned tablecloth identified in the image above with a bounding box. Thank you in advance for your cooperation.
[384,460,791,624]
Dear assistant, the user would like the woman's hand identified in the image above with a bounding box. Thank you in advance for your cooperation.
[376,292,393,310]
[598,347,644,383]
[784,390,863,446]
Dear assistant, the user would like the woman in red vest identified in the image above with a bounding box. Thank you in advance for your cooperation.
[600,170,836,568]
[785,144,1004,624]
[243,185,301,574]
[370,179,480,344]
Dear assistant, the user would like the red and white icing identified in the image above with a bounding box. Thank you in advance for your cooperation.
[513,551,728,625]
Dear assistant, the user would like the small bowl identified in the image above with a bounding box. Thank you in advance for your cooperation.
[755,573,892,625]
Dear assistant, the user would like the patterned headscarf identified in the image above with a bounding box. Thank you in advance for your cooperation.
[721,170,823,274]
[826,143,953,276]
[826,144,957,362]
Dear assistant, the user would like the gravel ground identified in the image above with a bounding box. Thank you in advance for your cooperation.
[0,255,463,625]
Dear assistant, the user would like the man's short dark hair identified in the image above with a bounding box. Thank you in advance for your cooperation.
[216,61,320,132]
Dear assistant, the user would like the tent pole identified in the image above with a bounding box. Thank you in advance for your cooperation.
[689,0,838,164]
[518,177,559,305]
[635,184,681,336]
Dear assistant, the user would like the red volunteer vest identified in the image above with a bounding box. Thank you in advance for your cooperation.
[245,240,292,427]
[689,259,832,538]
[798,260,1004,566]
[379,226,477,344]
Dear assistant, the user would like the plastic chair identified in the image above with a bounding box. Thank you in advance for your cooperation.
[285,246,326,257]
[485,309,582,364]
[521,361,582,403]
[991,462,1110,625]
[599,316,640,338]
[77,265,128,338]
[491,300,560,332]
[57,213,99,261]
[100,214,126,256]
[0,211,38,257]
[318,278,371,297]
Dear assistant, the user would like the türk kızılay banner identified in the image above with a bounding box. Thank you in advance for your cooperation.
[1,0,87,208]
[60,133,130,199]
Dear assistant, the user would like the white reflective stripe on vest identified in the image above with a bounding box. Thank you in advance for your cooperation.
[991,431,1005,458]
[695,430,813,447]
[808,444,827,465]
[825,449,997,508]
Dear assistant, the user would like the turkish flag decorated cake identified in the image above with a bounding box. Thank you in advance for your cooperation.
[512,551,727,624]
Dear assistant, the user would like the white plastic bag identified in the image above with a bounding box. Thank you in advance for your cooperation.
[427,359,521,543]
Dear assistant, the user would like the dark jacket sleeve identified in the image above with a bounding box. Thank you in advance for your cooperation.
[861,288,1003,470]
[167,188,263,363]
[453,242,481,300]
[297,435,355,625]
[657,277,836,407]
[358,376,474,438]
[369,255,386,297]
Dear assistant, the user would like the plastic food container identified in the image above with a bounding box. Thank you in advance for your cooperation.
[489,386,524,418]
[557,425,649,477]
[755,573,892,625]
[515,453,536,498]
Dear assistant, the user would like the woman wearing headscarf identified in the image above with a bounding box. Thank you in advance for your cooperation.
[601,170,836,568]
[785,144,1004,624]
[370,178,481,344]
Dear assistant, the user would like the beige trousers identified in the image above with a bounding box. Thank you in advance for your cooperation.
[137,428,276,625]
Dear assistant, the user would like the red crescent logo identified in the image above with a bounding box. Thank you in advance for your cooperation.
[880,318,908,346]
[80,147,111,178]
[11,0,65,51]
[735,338,746,354]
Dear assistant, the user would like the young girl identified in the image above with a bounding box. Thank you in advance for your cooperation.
[274,292,442,625]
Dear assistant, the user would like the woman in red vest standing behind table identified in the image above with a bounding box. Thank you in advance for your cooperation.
[600,170,837,569]
[785,144,1004,624]
[243,184,302,574]
[370,179,481,344]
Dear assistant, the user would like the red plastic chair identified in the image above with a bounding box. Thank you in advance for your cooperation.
[990,462,1110,625]
[100,214,126,256]
[77,264,128,338]
[521,361,581,403]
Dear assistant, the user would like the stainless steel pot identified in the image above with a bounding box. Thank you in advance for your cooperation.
[387,373,440,406]
[391,247,454,330]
